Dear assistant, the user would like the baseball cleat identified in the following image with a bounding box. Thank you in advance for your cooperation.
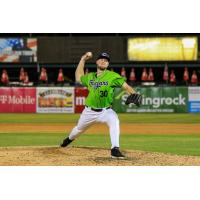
[111,147,125,159]
[60,137,73,147]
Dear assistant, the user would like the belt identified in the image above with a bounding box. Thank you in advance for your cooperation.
[86,106,111,112]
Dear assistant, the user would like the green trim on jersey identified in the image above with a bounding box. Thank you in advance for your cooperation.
[80,70,126,108]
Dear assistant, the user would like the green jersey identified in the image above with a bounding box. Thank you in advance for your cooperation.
[80,70,126,108]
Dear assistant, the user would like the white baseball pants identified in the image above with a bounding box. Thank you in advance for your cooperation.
[68,107,120,148]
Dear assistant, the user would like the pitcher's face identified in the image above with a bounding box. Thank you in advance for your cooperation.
[96,58,109,71]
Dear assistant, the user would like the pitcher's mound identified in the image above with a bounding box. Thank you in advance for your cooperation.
[1,146,200,166]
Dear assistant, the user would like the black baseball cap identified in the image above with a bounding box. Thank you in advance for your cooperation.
[96,52,110,62]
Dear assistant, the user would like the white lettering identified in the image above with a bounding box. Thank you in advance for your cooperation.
[121,94,186,108]
[8,96,35,104]
[179,94,186,105]
[165,97,172,105]
[173,97,179,105]
[76,97,85,105]
[122,95,128,105]
[152,98,160,108]
[0,95,8,104]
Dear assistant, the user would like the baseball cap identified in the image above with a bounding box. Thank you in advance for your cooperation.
[96,52,110,62]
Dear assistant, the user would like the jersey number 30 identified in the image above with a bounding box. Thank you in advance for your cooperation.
[100,90,108,97]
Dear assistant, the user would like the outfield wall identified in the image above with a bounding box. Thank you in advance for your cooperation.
[0,86,199,113]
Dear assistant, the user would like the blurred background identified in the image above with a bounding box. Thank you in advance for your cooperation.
[0,33,200,114]
[0,33,199,87]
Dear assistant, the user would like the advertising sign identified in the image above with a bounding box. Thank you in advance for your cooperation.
[36,87,74,113]
[113,87,188,113]
[0,87,36,112]
[74,87,88,113]
[188,87,200,113]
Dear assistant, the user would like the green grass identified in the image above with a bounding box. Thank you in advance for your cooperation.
[1,133,200,156]
[0,113,199,156]
[0,113,200,123]
[0,133,64,147]
[121,134,200,156]
[0,113,80,123]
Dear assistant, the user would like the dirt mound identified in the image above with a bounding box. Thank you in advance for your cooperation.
[0,146,200,166]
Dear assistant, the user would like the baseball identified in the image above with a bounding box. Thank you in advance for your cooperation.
[87,52,93,58]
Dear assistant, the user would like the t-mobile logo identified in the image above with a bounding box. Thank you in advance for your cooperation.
[0,95,35,104]
[0,95,8,104]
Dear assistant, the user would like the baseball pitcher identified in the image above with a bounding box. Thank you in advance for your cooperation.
[60,52,142,158]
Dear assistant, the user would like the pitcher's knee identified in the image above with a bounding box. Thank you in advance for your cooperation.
[116,117,120,124]
[107,116,119,127]
[114,119,120,127]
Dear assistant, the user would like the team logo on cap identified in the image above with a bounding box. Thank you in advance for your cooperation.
[97,52,110,61]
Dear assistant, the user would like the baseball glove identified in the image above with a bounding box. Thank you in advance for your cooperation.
[125,93,142,106]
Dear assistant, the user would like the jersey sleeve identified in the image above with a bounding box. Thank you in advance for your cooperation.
[111,73,126,87]
[80,74,89,87]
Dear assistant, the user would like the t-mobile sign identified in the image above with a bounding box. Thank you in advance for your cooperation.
[0,87,36,113]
